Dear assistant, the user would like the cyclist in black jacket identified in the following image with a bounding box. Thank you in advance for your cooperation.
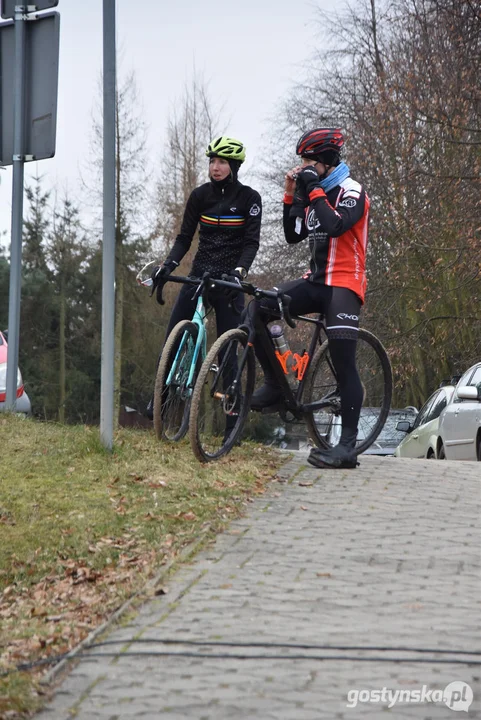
[146,136,262,419]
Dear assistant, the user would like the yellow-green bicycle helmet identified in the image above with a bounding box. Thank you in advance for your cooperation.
[205,136,246,163]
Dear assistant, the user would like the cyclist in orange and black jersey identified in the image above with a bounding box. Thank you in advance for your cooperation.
[283,167,369,302]
[251,128,370,470]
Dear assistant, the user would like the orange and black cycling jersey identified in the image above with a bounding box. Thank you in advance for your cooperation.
[166,179,262,278]
[283,177,370,303]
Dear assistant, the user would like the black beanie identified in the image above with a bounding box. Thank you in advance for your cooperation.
[228,159,242,180]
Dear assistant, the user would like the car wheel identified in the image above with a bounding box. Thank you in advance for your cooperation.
[477,434,481,462]
[438,441,445,460]
[426,449,434,459]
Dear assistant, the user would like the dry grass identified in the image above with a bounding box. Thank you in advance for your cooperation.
[0,415,285,718]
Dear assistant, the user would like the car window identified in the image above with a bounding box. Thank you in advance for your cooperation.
[357,410,416,443]
[453,365,480,403]
[426,391,448,422]
[380,414,412,442]
[413,394,436,428]
[468,366,481,389]
[329,408,416,445]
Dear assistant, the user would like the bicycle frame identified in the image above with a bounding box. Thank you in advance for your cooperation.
[228,299,338,419]
[165,292,208,395]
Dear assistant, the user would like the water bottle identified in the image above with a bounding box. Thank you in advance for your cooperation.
[270,324,295,376]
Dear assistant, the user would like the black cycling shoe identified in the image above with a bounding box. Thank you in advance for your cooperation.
[308,447,359,469]
[308,433,359,469]
[250,383,284,411]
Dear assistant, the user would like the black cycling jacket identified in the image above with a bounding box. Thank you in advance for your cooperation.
[166,179,262,278]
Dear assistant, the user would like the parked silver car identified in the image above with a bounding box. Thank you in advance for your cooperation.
[394,385,455,459]
[437,362,481,461]
[326,407,418,456]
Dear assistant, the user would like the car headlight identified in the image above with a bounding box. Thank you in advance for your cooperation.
[0,362,23,392]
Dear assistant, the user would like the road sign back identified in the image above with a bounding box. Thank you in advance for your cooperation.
[1,0,59,19]
[0,11,60,165]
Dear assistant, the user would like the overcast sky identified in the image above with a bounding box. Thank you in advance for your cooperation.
[0,0,328,250]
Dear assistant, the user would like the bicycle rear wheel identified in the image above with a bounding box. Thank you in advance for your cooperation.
[304,329,392,453]
[189,328,255,462]
[153,320,199,442]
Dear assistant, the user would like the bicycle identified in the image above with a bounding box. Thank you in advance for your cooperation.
[136,264,238,443]
[188,279,393,462]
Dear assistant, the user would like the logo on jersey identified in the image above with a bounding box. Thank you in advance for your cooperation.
[249,204,260,216]
[306,209,322,232]
[337,313,359,321]
[230,207,237,212]
[338,198,357,208]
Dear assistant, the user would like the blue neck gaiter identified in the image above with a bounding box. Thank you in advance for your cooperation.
[320,161,350,193]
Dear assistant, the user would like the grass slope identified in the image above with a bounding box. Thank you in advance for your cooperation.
[0,416,284,718]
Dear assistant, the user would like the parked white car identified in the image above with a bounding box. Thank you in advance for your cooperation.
[394,385,455,459]
[437,362,481,461]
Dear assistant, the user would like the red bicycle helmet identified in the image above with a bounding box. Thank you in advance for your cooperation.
[296,128,344,158]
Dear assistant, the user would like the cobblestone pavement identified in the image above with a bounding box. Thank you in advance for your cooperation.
[37,455,481,719]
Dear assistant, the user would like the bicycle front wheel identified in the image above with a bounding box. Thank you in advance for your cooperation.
[153,320,199,442]
[189,328,255,462]
[304,329,392,453]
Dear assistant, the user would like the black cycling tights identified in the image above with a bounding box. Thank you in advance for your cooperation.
[327,338,363,437]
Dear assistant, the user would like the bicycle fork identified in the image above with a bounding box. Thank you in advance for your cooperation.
[166,299,207,394]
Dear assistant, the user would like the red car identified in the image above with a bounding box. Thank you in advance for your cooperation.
[0,330,32,415]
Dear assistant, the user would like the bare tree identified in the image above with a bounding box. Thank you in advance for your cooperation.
[257,0,481,406]
[152,74,224,311]
[48,196,88,422]
[153,74,219,248]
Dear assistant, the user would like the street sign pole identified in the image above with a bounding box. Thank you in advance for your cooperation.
[100,0,116,450]
[5,4,26,410]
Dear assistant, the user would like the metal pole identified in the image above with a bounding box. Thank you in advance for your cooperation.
[100,0,116,450]
[6,4,26,410]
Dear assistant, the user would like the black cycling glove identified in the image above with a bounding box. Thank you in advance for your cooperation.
[221,269,243,302]
[295,165,323,196]
[151,259,178,304]
[289,184,309,220]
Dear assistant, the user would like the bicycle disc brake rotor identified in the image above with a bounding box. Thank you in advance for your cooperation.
[223,387,239,415]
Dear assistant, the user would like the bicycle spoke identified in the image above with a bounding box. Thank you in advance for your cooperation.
[304,329,392,452]
[190,329,255,462]
[154,321,199,442]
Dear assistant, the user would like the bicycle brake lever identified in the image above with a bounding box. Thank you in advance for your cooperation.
[192,272,210,301]
[275,290,296,329]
